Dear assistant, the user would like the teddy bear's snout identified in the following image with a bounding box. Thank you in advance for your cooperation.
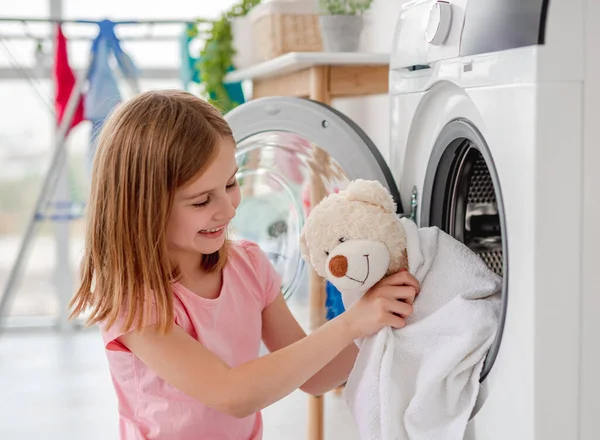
[328,255,348,278]
[324,240,391,298]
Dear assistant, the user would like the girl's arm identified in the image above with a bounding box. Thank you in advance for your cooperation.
[119,275,415,419]
[261,270,420,396]
[261,294,359,396]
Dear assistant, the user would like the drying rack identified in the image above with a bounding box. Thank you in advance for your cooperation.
[0,15,194,331]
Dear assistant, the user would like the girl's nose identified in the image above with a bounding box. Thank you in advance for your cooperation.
[216,198,236,221]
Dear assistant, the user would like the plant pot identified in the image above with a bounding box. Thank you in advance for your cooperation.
[318,14,364,52]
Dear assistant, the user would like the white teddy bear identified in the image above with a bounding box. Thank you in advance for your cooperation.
[299,179,408,309]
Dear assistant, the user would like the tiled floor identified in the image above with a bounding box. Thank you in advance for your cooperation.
[0,298,360,439]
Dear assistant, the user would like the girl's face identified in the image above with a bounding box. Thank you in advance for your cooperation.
[167,138,241,261]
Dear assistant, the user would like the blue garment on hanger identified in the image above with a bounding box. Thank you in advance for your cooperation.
[85,37,121,123]
[85,20,140,122]
[85,20,139,168]
[92,20,139,82]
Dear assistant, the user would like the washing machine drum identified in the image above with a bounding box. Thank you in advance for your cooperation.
[420,119,508,381]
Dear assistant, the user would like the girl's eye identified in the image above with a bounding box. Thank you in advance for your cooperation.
[193,198,210,208]
[193,180,236,207]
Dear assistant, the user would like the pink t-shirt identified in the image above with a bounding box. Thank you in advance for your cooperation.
[100,240,282,440]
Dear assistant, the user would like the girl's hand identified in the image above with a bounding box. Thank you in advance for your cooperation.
[340,269,420,340]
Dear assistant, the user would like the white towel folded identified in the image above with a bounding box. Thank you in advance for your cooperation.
[343,217,502,440]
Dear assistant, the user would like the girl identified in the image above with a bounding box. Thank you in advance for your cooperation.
[69,90,419,440]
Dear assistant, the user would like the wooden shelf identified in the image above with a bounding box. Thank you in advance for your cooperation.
[225,52,390,101]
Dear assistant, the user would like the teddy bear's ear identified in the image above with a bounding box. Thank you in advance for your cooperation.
[344,179,396,213]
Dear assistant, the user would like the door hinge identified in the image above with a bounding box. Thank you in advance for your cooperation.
[409,185,418,223]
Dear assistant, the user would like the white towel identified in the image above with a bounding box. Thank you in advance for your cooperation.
[343,217,502,440]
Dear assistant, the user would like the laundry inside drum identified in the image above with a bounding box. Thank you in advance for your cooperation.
[423,129,508,383]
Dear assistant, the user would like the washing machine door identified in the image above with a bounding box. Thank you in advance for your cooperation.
[225,97,401,300]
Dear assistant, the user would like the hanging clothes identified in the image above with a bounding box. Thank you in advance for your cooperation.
[85,20,139,164]
[53,24,85,133]
[85,37,121,125]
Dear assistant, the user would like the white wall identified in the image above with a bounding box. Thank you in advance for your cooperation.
[331,0,409,163]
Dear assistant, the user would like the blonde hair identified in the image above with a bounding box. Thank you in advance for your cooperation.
[69,90,233,334]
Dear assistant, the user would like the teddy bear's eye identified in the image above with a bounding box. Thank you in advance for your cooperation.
[339,237,346,243]
[325,251,329,256]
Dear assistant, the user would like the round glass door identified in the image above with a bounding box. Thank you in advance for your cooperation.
[230,133,349,299]
[225,97,401,300]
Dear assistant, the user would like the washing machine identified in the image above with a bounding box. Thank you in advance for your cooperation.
[225,0,600,438]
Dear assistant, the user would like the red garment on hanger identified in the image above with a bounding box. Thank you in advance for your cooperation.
[53,24,85,132]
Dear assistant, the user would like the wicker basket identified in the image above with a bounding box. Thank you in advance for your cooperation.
[249,1,323,60]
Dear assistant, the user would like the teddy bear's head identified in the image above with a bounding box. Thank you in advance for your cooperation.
[300,179,408,306]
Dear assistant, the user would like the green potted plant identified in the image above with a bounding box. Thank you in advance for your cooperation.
[197,0,262,113]
[318,0,373,52]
